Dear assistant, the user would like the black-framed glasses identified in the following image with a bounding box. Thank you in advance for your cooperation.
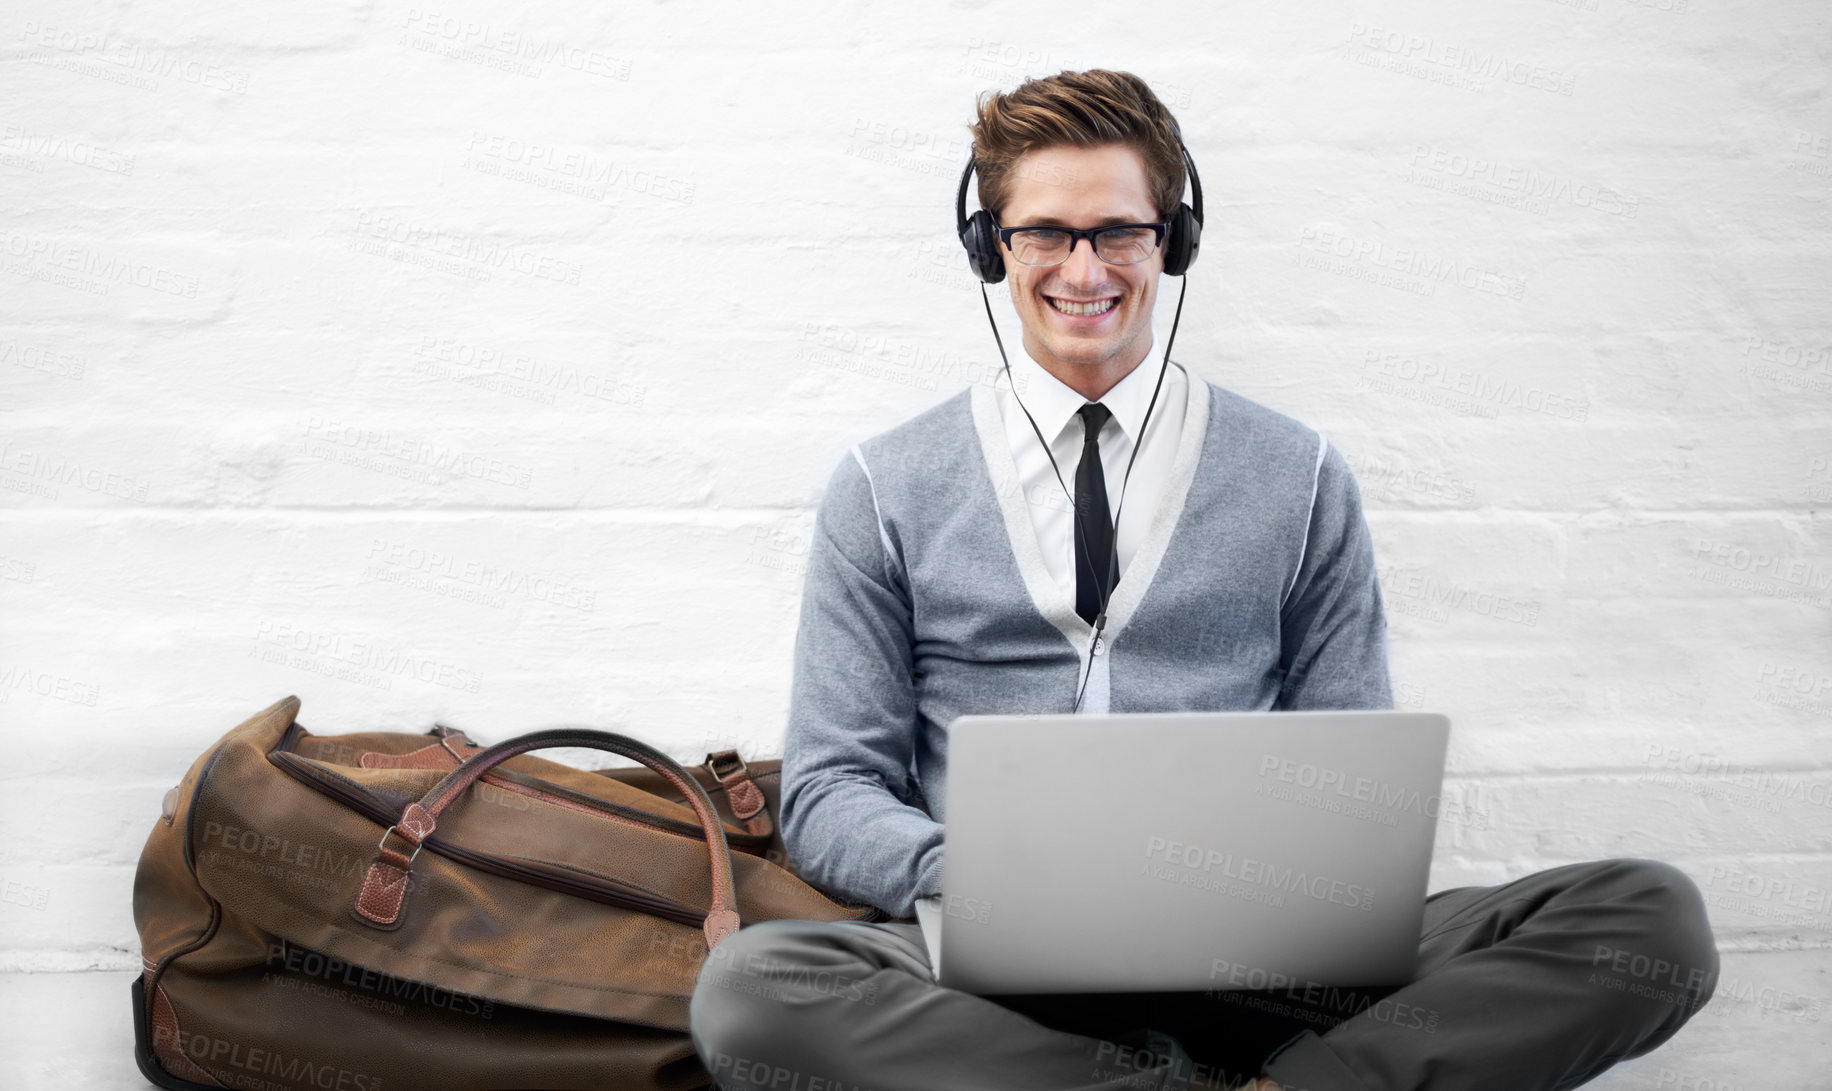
[994,221,1170,267]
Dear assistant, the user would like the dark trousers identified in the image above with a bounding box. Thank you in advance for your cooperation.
[689,858,1718,1091]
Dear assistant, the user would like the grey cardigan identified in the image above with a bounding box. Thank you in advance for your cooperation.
[780,366,1394,919]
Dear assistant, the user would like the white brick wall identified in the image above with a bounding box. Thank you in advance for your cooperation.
[1,0,1826,1054]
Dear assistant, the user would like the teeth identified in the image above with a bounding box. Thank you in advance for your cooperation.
[1050,297,1116,317]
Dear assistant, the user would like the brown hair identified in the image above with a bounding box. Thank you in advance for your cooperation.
[968,69,1187,222]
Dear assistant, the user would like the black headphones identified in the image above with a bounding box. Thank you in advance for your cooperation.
[955,140,1204,282]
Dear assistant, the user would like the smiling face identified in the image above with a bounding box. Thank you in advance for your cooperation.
[998,143,1165,400]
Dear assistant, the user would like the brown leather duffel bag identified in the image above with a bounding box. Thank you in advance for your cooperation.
[131,695,883,1090]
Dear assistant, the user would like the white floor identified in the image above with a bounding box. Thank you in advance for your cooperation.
[0,949,1821,1089]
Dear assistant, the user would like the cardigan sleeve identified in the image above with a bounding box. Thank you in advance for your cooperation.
[1273,439,1395,711]
[779,450,945,920]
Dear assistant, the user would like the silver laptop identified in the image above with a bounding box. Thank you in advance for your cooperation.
[915,710,1451,994]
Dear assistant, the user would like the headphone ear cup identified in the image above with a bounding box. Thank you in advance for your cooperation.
[1161,202,1199,277]
[961,209,1006,284]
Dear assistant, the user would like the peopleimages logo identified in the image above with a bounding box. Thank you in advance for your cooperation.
[1258,755,1442,817]
[265,941,496,1019]
[1207,958,1441,1033]
[1407,144,1638,218]
[702,942,882,1005]
[1143,837,1375,911]
[147,1026,383,1091]
[1296,227,1527,300]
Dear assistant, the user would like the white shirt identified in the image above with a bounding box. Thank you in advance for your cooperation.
[993,343,1190,603]
[917,348,1189,966]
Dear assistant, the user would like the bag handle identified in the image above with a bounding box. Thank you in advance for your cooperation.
[359,735,777,845]
[351,728,744,950]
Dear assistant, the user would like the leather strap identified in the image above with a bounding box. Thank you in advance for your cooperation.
[439,730,482,763]
[356,728,480,770]
[703,749,772,837]
[351,728,745,950]
[359,741,463,770]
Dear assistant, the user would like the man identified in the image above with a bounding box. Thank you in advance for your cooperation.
[690,70,1716,1091]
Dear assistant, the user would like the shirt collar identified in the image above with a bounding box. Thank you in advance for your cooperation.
[1007,342,1177,450]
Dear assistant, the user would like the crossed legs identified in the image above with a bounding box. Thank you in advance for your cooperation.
[689,858,1718,1091]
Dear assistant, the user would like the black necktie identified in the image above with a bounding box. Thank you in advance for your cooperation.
[1074,402,1116,626]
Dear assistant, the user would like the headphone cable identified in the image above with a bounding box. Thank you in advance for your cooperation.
[981,274,1190,713]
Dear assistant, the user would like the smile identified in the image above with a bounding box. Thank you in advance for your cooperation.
[1048,296,1118,317]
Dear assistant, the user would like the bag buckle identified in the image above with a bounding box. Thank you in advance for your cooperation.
[704,749,749,783]
[377,824,424,868]
[704,749,769,824]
